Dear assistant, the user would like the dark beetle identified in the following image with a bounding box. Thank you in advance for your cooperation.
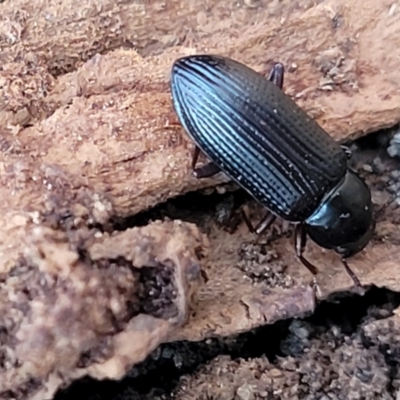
[170,54,375,286]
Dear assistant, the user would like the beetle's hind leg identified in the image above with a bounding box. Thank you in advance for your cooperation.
[191,146,221,178]
[266,62,285,89]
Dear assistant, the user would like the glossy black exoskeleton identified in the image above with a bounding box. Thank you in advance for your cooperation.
[170,54,375,287]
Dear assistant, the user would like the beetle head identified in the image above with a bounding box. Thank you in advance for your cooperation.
[304,169,375,258]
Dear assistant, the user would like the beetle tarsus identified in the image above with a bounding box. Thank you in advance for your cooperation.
[267,62,285,89]
[341,145,352,159]
[310,276,323,300]
[192,146,221,178]
[341,258,363,288]
[193,163,221,178]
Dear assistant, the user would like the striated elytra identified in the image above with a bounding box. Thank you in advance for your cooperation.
[170,54,375,288]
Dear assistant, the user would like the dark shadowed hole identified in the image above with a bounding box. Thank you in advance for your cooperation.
[54,287,400,400]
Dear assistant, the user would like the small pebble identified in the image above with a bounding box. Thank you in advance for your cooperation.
[387,131,400,158]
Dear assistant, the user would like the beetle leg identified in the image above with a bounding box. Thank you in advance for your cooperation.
[294,224,319,275]
[295,226,363,289]
[191,146,201,169]
[341,258,363,288]
[375,194,396,220]
[241,208,253,232]
[341,145,352,159]
[194,163,221,178]
[267,63,285,90]
[191,146,221,178]
[255,213,276,235]
[294,225,322,297]
[242,209,276,235]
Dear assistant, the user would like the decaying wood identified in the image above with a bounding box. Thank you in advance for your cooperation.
[0,220,206,399]
[0,0,400,398]
[0,59,55,127]
[0,0,322,75]
[2,0,400,135]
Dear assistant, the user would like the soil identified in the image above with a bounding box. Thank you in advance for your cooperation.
[53,128,400,399]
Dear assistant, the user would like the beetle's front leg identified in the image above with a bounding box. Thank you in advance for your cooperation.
[294,224,322,298]
[294,224,319,275]
[341,258,363,289]
[191,146,221,178]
